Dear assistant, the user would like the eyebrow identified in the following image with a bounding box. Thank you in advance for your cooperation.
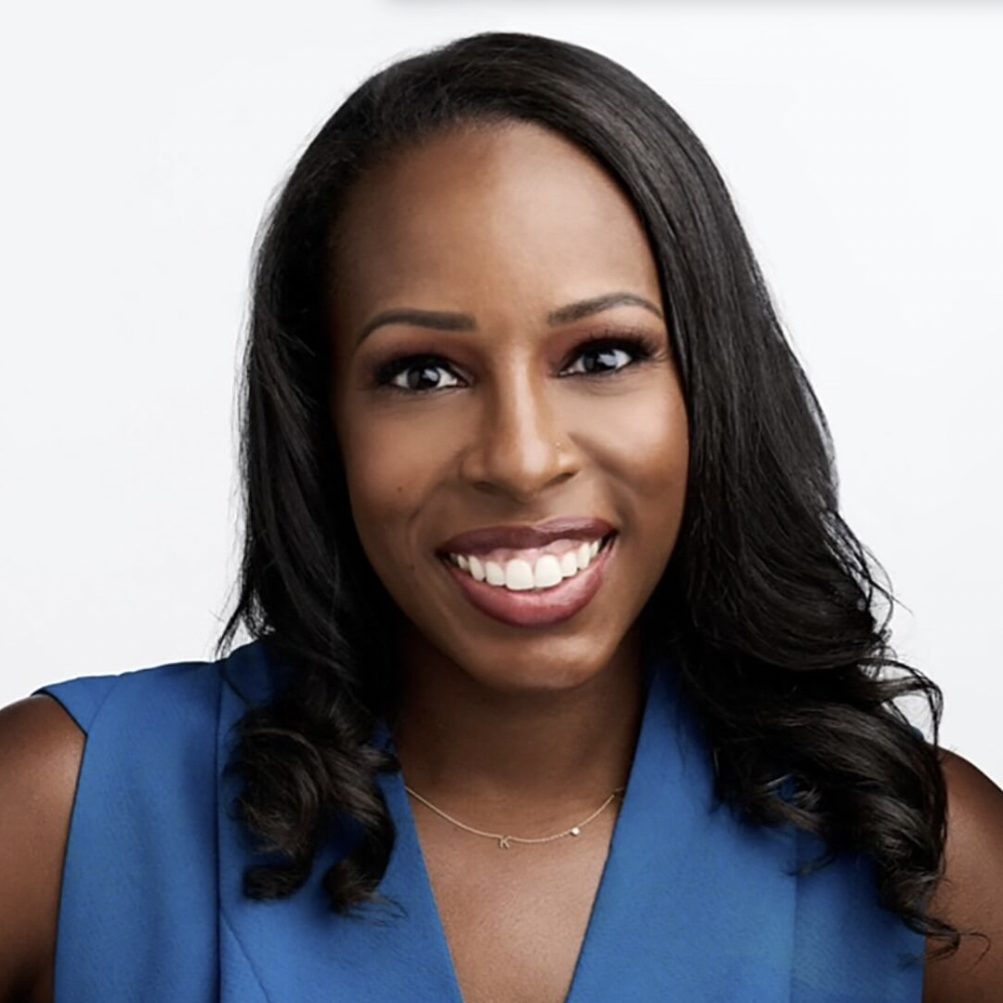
[356,291,663,345]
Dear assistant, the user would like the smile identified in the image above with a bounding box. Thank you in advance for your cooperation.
[444,535,612,592]
[439,532,618,628]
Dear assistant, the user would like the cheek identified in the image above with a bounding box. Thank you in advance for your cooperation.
[640,389,689,499]
[583,377,689,499]
[579,377,689,588]
[338,408,448,569]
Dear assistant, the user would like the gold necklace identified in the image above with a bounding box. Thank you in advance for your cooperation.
[404,783,626,849]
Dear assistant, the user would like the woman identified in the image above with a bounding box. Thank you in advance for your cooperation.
[1,30,1001,1003]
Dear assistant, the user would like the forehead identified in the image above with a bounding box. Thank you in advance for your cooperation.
[328,121,662,332]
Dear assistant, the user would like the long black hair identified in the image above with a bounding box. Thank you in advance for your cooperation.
[216,31,967,956]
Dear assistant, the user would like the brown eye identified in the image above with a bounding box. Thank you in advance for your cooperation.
[567,345,633,375]
[562,334,654,377]
[376,354,464,393]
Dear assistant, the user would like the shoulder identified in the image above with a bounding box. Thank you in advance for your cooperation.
[924,748,1003,1003]
[0,693,85,1002]
[0,647,250,1002]
[0,642,275,1001]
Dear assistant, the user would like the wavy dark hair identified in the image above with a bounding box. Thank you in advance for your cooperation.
[215,30,970,957]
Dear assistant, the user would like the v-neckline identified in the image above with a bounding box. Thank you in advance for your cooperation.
[219,639,924,1002]
[377,661,663,1003]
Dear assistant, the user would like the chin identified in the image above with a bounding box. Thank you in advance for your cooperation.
[460,644,619,697]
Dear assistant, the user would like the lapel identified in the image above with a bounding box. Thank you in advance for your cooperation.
[560,660,797,1002]
[216,641,798,1002]
[216,642,463,1003]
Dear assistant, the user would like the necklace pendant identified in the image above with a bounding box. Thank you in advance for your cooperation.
[570,826,581,837]
[498,835,512,849]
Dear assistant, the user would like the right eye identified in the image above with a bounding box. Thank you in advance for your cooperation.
[375,354,465,394]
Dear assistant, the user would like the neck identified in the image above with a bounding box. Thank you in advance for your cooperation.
[390,629,647,821]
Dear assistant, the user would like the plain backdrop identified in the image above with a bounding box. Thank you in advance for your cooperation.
[1,1,1000,787]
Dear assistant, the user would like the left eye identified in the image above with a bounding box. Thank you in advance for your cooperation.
[563,343,637,376]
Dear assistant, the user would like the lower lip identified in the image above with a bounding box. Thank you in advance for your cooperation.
[439,535,618,628]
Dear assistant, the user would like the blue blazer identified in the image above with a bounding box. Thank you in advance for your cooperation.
[37,640,925,1001]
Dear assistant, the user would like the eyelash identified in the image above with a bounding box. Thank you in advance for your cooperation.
[372,330,660,395]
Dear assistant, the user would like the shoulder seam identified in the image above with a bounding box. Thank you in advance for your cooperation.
[80,673,122,734]
[35,673,124,736]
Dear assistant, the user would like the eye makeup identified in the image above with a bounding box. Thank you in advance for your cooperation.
[369,327,665,396]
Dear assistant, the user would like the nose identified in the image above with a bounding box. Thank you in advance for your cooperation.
[459,365,578,501]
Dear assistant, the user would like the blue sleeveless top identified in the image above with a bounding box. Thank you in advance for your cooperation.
[36,640,925,1001]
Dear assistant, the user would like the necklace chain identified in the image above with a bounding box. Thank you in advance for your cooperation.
[404,783,626,849]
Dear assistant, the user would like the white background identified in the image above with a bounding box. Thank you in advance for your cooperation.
[1,2,1000,787]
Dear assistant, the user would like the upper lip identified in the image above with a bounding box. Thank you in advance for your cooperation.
[437,517,616,556]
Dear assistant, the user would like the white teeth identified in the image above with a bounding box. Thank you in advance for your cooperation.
[447,536,611,592]
[505,559,535,591]
[485,561,505,586]
[560,552,578,578]
[533,554,563,588]
[468,556,485,582]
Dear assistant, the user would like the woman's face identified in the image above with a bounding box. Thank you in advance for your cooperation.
[329,121,689,694]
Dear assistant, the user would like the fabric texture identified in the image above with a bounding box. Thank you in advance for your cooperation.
[36,639,925,1001]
